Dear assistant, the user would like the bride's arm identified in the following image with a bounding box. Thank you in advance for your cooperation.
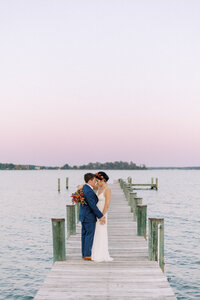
[103,188,111,215]
[77,184,98,192]
[77,184,84,190]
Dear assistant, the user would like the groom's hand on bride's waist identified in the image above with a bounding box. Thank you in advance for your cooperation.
[99,216,106,225]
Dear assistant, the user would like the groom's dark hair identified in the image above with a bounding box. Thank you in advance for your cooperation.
[84,173,95,183]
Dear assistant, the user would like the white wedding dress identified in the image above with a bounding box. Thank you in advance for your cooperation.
[91,190,113,262]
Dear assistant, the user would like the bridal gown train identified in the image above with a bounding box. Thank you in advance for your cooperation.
[91,191,113,262]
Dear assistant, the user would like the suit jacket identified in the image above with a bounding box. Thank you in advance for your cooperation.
[79,184,103,223]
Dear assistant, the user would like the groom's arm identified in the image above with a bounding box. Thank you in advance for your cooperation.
[85,189,104,219]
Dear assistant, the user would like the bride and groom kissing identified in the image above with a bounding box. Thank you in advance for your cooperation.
[79,172,113,262]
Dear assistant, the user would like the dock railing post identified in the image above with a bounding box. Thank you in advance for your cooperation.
[133,197,142,221]
[124,184,131,201]
[123,183,128,197]
[151,177,154,189]
[129,192,137,212]
[122,180,125,189]
[119,179,123,189]
[120,179,125,190]
[127,187,133,205]
[66,177,69,189]
[122,182,127,194]
[123,182,127,196]
[127,186,132,202]
[137,205,147,239]
[127,177,132,184]
[66,204,76,238]
[155,178,158,190]
[51,218,66,262]
[58,178,60,192]
[148,218,164,271]
[76,202,80,223]
[119,178,121,187]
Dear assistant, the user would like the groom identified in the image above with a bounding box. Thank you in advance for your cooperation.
[79,173,105,260]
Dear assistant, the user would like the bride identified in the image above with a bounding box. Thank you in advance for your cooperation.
[91,171,113,262]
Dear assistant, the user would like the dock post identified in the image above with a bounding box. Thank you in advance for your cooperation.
[123,183,129,197]
[76,202,80,223]
[122,180,125,189]
[66,177,69,189]
[127,177,132,184]
[129,192,137,212]
[120,180,125,189]
[66,205,76,238]
[58,178,60,192]
[151,177,154,189]
[119,179,122,188]
[148,218,164,271]
[133,197,142,221]
[126,186,132,202]
[123,183,128,197]
[119,179,123,189]
[124,184,131,201]
[51,218,66,262]
[155,178,158,190]
[137,205,147,239]
[127,187,133,205]
[122,182,126,194]
[119,178,122,187]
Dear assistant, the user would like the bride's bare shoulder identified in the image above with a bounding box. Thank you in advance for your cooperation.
[105,186,111,194]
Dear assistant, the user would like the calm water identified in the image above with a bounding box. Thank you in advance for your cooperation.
[0,170,199,299]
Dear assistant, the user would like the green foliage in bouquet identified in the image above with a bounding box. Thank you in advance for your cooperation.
[71,189,87,205]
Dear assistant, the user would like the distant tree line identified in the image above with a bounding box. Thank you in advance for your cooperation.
[2,162,199,170]
[0,163,43,170]
[0,161,147,170]
[61,161,147,170]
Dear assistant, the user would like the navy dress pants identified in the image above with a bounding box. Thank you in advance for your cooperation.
[81,222,96,257]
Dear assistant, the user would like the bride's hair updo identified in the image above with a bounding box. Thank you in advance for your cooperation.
[95,171,109,182]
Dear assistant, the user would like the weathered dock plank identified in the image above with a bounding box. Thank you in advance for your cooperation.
[34,183,176,300]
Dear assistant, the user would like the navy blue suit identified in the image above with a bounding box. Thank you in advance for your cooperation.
[79,184,103,257]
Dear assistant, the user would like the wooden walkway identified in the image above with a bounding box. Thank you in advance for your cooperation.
[34,183,176,300]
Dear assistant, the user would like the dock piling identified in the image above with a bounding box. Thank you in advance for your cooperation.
[156,178,158,190]
[66,205,76,238]
[66,177,69,189]
[122,182,127,196]
[129,192,137,212]
[119,179,122,188]
[51,218,66,262]
[148,218,164,271]
[124,184,131,201]
[58,178,60,192]
[133,197,142,221]
[120,179,125,189]
[127,187,133,205]
[127,177,132,184]
[76,202,80,223]
[137,205,147,239]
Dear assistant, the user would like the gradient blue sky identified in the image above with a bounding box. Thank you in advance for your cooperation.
[1,0,200,167]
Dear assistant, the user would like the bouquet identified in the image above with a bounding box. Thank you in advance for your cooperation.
[71,189,87,205]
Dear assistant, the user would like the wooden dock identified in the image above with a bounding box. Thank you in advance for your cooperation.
[34,183,176,300]
[132,183,157,189]
[127,177,158,190]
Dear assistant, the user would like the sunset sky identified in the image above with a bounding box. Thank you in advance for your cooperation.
[1,0,200,167]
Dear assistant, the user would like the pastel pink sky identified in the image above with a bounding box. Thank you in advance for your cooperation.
[1,1,200,167]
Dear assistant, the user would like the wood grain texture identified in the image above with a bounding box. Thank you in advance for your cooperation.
[34,183,176,299]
